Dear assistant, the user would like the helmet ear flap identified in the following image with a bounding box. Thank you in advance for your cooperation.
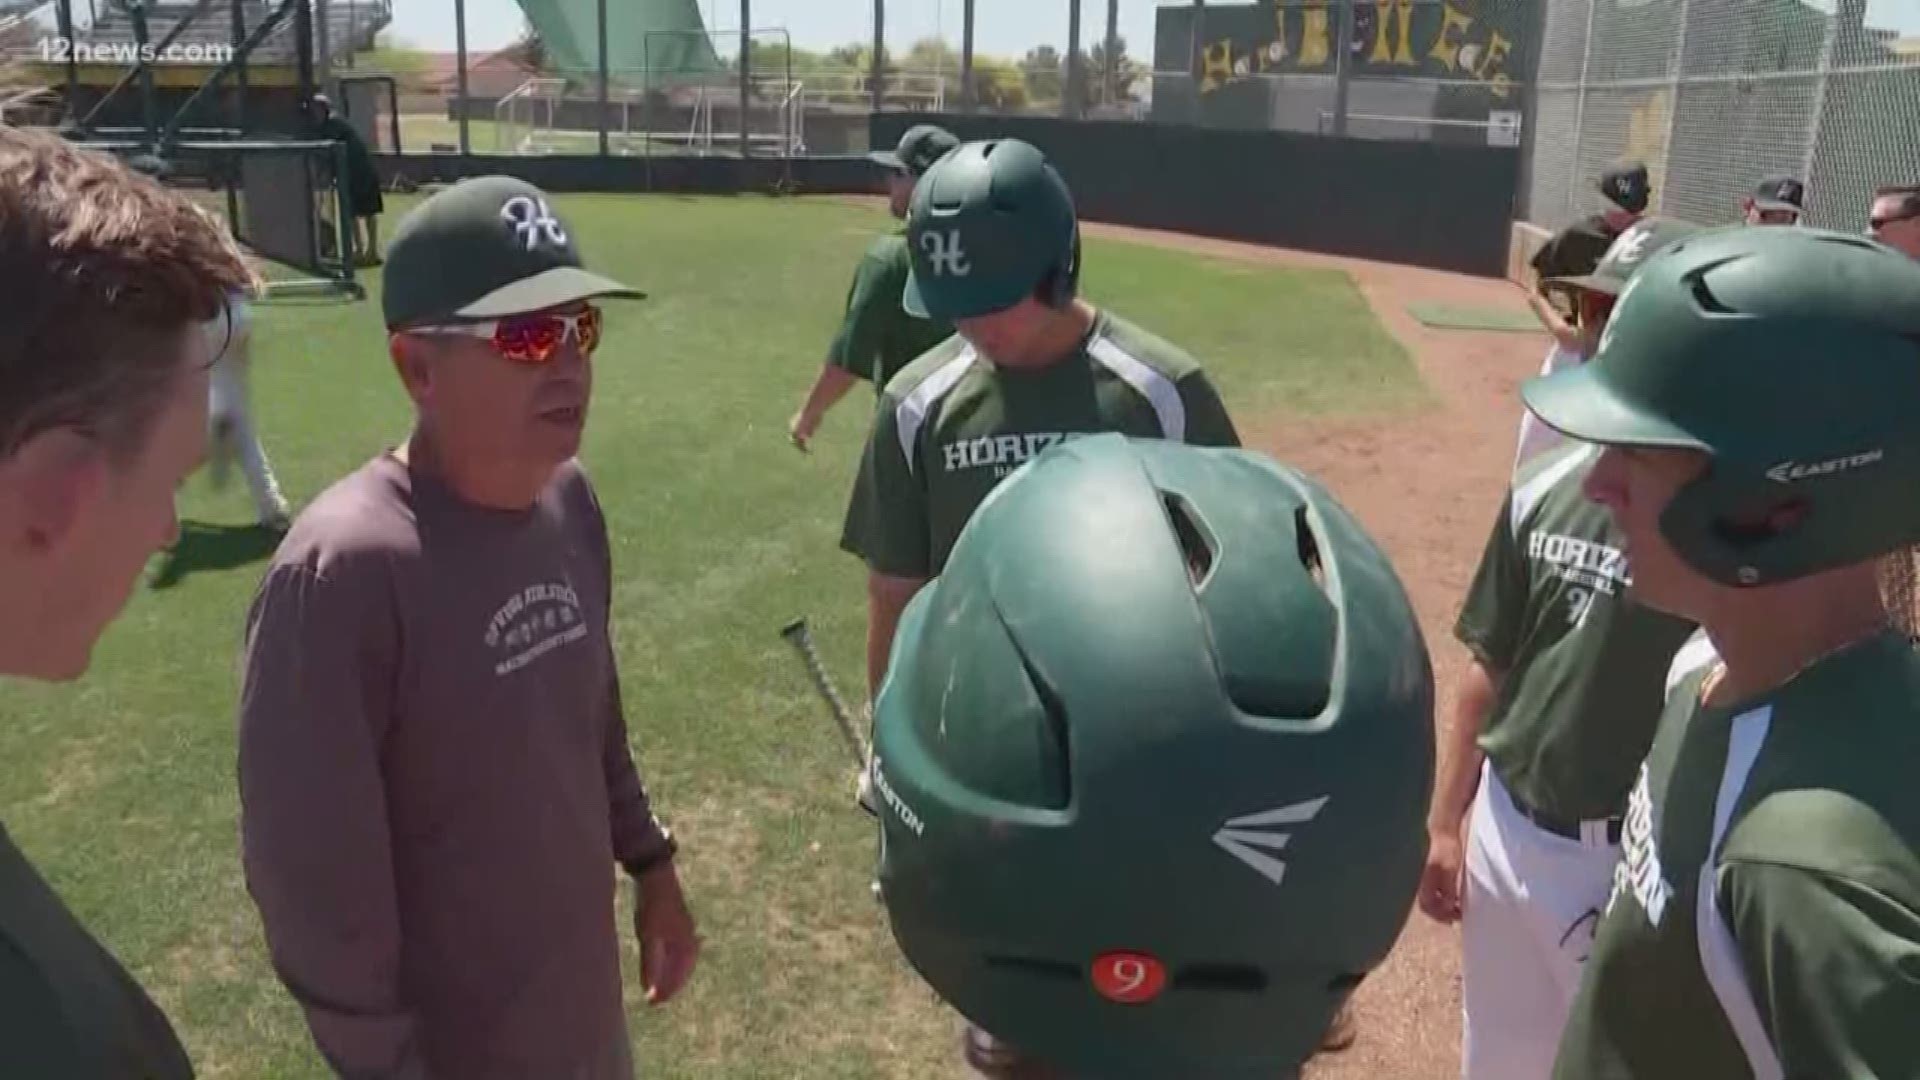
[1035,228,1083,309]
[1659,466,1824,588]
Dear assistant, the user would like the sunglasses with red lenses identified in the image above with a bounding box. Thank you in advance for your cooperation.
[409,306,602,364]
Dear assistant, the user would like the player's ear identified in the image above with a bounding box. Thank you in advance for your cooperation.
[388,332,435,405]
[0,426,108,561]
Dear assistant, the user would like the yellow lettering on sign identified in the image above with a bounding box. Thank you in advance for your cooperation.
[1370,0,1416,66]
[1430,4,1474,71]
[1300,5,1332,68]
[1478,30,1514,98]
[1200,39,1234,92]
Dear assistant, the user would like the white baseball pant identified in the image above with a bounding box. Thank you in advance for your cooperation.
[1512,344,1580,480]
[1460,762,1620,1080]
[208,298,289,524]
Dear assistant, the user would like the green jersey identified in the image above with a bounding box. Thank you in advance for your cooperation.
[1555,629,1920,1080]
[840,309,1241,578]
[1455,444,1697,822]
[828,232,955,389]
[0,825,193,1078]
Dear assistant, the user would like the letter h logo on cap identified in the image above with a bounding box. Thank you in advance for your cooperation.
[501,194,568,252]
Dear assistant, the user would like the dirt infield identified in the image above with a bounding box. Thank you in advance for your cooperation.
[1082,223,1552,1079]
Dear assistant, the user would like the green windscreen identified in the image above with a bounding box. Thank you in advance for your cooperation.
[515,0,725,87]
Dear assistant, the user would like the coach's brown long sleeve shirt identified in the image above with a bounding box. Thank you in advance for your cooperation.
[237,453,671,1080]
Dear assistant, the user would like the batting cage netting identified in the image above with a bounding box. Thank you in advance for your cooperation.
[1525,0,1920,234]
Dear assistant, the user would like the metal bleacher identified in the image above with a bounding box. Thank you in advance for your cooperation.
[0,1,389,70]
[74,0,389,64]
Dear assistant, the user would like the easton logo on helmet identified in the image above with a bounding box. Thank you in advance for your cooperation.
[870,755,925,837]
[1764,449,1885,485]
[1211,796,1329,887]
[920,229,972,277]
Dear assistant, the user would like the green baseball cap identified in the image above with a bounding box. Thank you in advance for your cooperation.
[868,124,959,176]
[381,175,642,329]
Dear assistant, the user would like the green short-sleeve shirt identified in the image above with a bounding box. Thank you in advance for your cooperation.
[1454,445,1697,821]
[839,309,1241,578]
[1554,629,1920,1080]
[827,232,956,389]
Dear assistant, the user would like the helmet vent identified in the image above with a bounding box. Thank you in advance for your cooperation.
[1162,494,1216,588]
[1686,270,1739,315]
[1295,506,1327,592]
[1711,499,1809,549]
[1173,963,1267,994]
[1011,639,1074,809]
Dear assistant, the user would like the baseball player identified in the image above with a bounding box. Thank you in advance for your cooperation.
[1517,225,1920,1079]
[840,137,1243,1074]
[788,124,959,451]
[1421,225,1701,1080]
[1516,164,1650,472]
[869,432,1435,1080]
[1512,217,1691,475]
[1740,175,1805,226]
[206,284,293,529]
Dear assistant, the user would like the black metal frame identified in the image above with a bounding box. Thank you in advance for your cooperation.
[336,72,400,153]
[56,0,315,150]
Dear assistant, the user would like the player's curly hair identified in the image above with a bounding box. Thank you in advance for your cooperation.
[0,126,254,464]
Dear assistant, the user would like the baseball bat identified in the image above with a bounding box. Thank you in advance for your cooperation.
[779,617,870,768]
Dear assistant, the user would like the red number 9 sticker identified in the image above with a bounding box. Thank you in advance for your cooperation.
[1090,951,1167,1004]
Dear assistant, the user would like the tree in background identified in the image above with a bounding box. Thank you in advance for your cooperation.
[972,54,1029,111]
[1021,44,1063,104]
[1086,35,1142,107]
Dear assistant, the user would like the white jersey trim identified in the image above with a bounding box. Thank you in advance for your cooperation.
[1509,443,1597,540]
[1695,705,1786,1080]
[1087,335,1185,443]
[1666,631,1721,702]
[895,346,978,475]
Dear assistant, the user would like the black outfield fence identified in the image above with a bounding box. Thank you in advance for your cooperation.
[871,112,1521,277]
[373,108,1520,277]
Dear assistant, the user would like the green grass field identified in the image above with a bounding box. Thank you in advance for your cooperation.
[1,194,1422,1079]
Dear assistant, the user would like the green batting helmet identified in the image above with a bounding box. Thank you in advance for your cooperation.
[869,433,1435,1079]
[901,138,1080,321]
[1547,217,1703,297]
[1524,225,1920,587]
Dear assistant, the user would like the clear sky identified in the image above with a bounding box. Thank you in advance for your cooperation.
[390,0,1920,65]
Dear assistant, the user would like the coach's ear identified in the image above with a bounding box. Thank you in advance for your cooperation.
[388,332,435,407]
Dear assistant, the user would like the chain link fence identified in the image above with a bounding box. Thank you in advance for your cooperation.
[1527,0,1920,234]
